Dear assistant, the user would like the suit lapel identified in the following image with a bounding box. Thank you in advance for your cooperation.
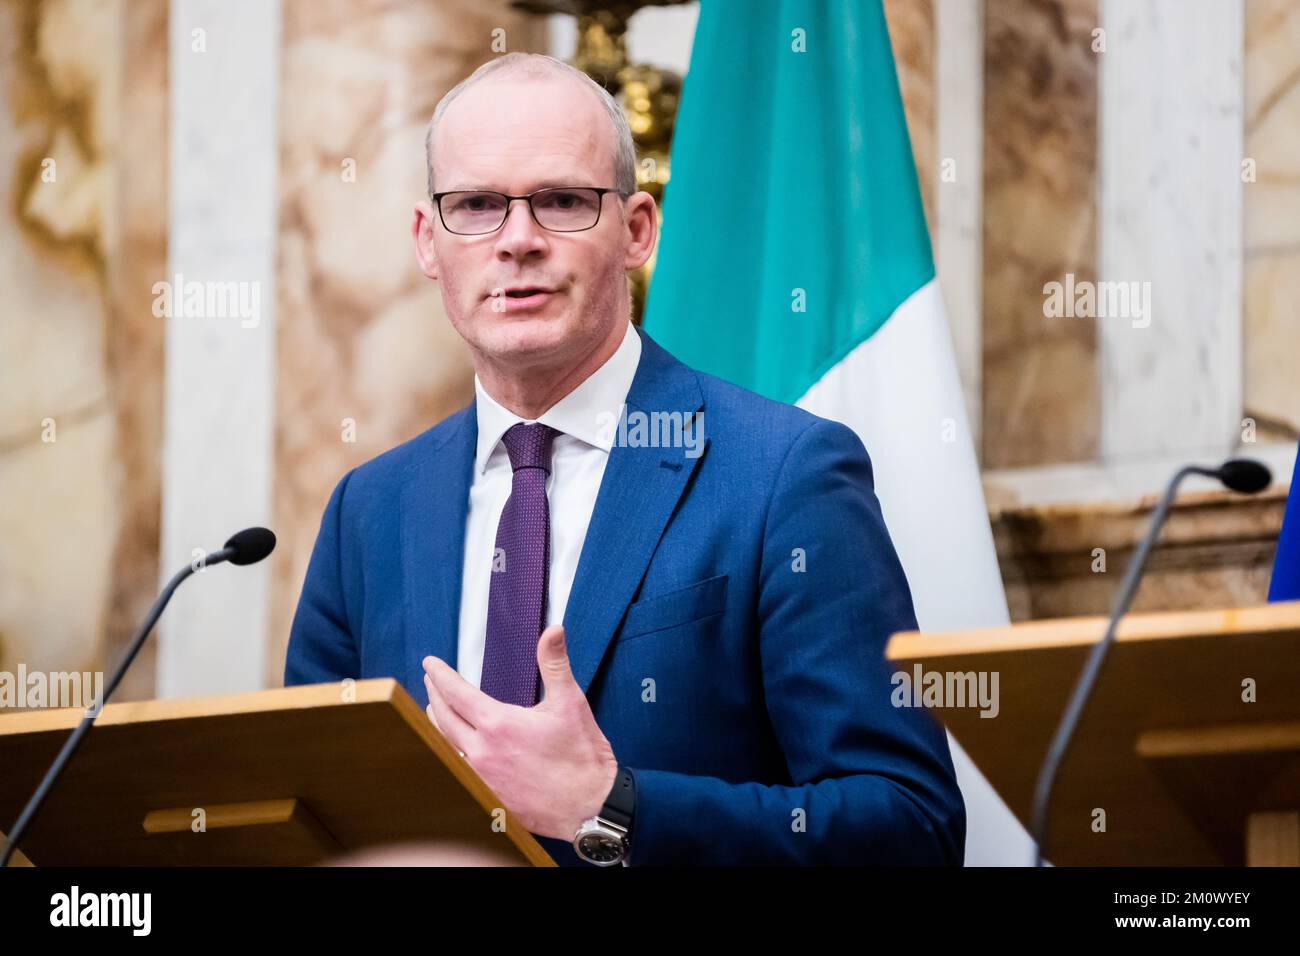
[401,405,476,694]
[564,329,707,694]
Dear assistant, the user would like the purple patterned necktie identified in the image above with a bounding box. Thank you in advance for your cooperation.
[480,422,558,707]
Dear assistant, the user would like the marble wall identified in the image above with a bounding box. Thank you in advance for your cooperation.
[981,0,1099,470]
[979,0,1298,474]
[985,0,1298,618]
[1244,0,1300,443]
[0,0,168,700]
[1098,0,1243,464]
[884,0,936,236]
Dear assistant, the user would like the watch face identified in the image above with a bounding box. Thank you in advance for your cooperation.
[576,830,624,866]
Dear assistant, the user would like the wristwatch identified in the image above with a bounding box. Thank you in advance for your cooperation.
[572,766,635,866]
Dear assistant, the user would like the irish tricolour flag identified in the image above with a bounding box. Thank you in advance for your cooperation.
[643,0,1030,864]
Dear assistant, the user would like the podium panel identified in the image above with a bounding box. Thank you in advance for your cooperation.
[0,679,553,866]
[888,602,1300,866]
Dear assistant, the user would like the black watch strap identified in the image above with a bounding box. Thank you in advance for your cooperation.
[600,766,636,831]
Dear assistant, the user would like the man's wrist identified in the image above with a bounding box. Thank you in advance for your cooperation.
[571,765,636,865]
[573,762,619,834]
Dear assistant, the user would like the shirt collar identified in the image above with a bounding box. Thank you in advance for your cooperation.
[473,321,642,474]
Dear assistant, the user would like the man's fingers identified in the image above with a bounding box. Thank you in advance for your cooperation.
[425,671,476,752]
[426,705,467,759]
[425,655,495,729]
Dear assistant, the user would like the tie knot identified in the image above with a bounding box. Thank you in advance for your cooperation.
[501,422,558,473]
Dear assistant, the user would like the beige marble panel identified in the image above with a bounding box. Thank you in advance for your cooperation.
[1244,0,1300,444]
[0,0,167,699]
[268,0,549,681]
[105,0,168,700]
[982,0,1099,469]
[884,0,936,237]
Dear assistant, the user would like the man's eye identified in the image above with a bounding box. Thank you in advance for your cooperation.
[539,191,587,209]
[454,194,502,212]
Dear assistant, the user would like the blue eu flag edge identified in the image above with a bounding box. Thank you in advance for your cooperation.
[1269,443,1300,602]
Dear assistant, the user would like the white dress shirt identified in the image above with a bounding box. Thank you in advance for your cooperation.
[456,321,642,698]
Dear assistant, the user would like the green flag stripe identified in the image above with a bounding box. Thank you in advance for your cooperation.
[644,0,934,404]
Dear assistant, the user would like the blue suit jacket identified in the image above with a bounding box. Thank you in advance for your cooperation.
[285,327,965,865]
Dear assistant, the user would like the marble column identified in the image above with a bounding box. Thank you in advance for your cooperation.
[982,0,1101,470]
[935,0,984,444]
[1097,0,1243,464]
[159,0,281,697]
[1244,0,1300,444]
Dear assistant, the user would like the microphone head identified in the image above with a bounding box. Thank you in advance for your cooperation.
[1216,458,1272,495]
[223,527,277,565]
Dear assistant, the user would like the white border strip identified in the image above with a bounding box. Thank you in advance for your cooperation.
[935,0,984,450]
[1098,0,1244,464]
[159,0,281,696]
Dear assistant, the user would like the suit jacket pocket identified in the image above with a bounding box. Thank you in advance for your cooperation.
[619,574,729,641]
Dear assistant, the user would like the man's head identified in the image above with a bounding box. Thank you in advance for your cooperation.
[412,54,657,399]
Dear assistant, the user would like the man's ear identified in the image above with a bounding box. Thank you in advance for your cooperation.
[412,200,439,281]
[622,191,658,272]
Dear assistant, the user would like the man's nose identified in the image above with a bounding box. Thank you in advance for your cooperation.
[494,199,547,259]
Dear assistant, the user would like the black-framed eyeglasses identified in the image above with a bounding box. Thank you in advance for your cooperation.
[430,186,628,235]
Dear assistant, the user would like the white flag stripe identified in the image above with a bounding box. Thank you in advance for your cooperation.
[796,277,1034,865]
[796,280,1006,631]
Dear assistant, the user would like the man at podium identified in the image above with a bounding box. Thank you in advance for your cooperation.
[285,53,964,866]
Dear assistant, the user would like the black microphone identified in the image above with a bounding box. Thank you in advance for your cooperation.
[1216,458,1272,495]
[0,527,276,867]
[218,526,278,566]
[1029,459,1271,867]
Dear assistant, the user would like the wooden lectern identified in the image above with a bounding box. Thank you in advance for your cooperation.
[887,601,1300,866]
[0,679,554,866]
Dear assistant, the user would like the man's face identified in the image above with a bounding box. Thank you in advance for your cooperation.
[413,75,655,374]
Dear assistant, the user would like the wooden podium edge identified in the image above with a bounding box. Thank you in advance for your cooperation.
[885,600,1300,867]
[0,678,556,868]
[887,599,1300,661]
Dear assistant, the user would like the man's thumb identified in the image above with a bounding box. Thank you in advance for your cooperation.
[537,624,574,689]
